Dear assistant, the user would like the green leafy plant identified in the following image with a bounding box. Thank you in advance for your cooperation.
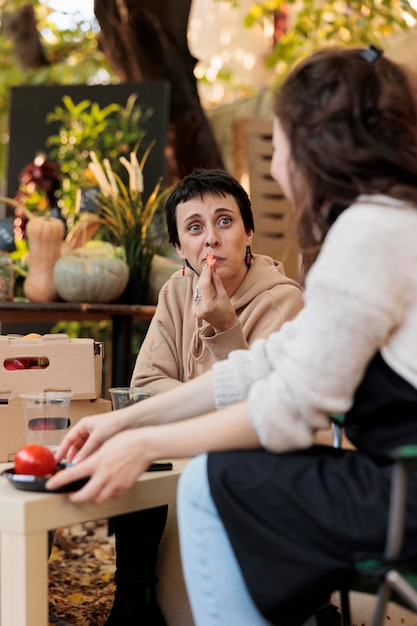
[5,232,29,299]
[0,2,110,190]
[240,0,417,81]
[45,94,153,217]
[88,146,171,286]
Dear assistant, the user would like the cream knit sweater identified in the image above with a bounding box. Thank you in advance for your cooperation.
[213,195,417,451]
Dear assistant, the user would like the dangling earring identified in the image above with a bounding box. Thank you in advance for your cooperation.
[182,264,185,276]
[245,245,252,267]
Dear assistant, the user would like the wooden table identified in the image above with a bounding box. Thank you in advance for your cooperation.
[0,459,188,626]
[0,302,156,388]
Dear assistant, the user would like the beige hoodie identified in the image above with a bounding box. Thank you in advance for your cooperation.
[131,254,303,394]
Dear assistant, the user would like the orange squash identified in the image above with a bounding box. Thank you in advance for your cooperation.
[23,216,65,302]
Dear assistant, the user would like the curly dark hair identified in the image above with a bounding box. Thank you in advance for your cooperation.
[274,47,417,268]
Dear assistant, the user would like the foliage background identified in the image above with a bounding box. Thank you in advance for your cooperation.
[1,0,417,196]
[0,0,112,194]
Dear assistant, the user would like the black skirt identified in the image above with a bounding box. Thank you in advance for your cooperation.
[207,353,417,626]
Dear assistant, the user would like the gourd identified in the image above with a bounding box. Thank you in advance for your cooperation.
[23,216,65,302]
[53,245,130,303]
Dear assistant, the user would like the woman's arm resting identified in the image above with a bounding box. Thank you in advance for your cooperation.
[47,401,260,503]
[55,370,217,463]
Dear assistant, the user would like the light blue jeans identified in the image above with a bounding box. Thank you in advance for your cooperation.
[177,453,276,626]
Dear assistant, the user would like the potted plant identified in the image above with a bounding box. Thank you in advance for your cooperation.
[87,146,171,303]
[46,94,152,219]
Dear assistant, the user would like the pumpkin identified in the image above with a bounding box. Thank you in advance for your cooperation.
[23,216,65,303]
[53,247,130,303]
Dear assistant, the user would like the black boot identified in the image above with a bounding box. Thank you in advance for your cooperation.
[105,507,169,626]
[315,599,341,626]
[104,581,166,626]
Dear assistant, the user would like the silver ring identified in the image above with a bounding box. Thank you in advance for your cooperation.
[193,286,202,304]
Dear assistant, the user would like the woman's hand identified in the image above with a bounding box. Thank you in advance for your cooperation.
[47,401,260,504]
[54,411,126,465]
[193,264,238,332]
[47,428,153,503]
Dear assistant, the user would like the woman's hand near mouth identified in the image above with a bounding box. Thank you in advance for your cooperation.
[193,259,238,331]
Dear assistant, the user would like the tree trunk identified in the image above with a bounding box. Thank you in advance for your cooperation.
[94,0,224,182]
[2,5,49,70]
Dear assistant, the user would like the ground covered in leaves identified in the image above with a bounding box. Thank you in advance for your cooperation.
[48,520,115,626]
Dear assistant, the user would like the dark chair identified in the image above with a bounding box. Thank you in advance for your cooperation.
[331,414,417,626]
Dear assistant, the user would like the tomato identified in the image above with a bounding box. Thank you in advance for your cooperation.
[3,356,48,370]
[14,444,57,477]
[205,253,216,270]
[4,357,32,370]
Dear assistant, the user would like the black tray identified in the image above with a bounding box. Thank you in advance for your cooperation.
[1,461,173,493]
[1,464,88,493]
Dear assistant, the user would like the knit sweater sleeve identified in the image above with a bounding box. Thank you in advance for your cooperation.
[213,199,417,451]
[213,315,300,406]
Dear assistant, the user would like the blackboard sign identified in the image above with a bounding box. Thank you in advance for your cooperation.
[76,187,100,214]
[0,217,16,252]
[6,82,170,216]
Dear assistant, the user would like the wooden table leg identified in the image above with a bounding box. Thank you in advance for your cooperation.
[1,529,48,626]
[111,314,133,387]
